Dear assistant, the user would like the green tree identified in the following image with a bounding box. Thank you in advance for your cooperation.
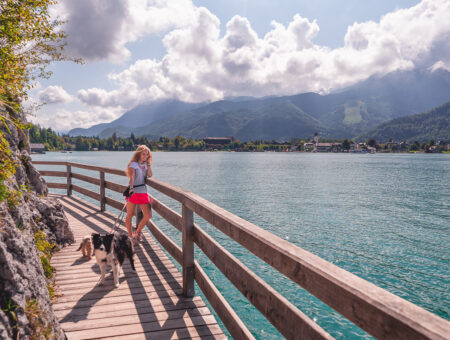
[367,138,377,148]
[409,141,420,151]
[342,139,351,151]
[174,136,182,150]
[1,0,78,203]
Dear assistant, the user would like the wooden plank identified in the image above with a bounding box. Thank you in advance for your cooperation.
[195,260,255,340]
[61,306,212,332]
[33,161,67,165]
[53,274,177,288]
[40,170,67,177]
[54,263,178,281]
[71,185,101,202]
[194,224,332,340]
[56,262,176,278]
[52,250,173,264]
[64,314,219,340]
[56,302,207,324]
[110,331,226,340]
[67,323,225,340]
[69,162,126,176]
[56,285,182,304]
[147,220,183,264]
[182,204,194,298]
[53,293,193,312]
[72,172,101,186]
[56,276,181,296]
[54,296,206,319]
[147,178,188,203]
[104,180,126,194]
[151,197,183,231]
[47,182,67,189]
[104,196,124,210]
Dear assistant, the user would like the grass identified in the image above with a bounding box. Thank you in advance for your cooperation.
[34,231,56,281]
[25,299,54,339]
[343,101,364,125]
[1,297,18,333]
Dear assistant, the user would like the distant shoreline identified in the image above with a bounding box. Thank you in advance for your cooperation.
[33,150,450,154]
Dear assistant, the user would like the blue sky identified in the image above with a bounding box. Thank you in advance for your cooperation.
[30,0,449,131]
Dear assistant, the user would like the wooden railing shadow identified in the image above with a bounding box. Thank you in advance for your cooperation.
[133,239,214,338]
[57,195,213,337]
[36,161,450,340]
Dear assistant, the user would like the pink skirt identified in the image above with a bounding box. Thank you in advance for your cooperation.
[127,193,150,205]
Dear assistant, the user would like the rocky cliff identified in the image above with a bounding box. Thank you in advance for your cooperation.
[0,111,74,339]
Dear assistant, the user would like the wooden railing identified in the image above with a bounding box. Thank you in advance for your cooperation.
[34,161,449,340]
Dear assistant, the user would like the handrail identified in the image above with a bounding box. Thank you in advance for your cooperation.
[33,161,450,339]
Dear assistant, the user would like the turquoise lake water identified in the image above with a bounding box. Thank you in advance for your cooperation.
[32,152,450,339]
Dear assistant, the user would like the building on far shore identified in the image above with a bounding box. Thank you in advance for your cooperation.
[203,137,234,145]
[304,142,315,151]
[316,143,332,152]
[304,133,343,152]
[30,143,45,154]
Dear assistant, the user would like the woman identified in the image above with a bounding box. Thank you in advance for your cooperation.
[125,145,153,241]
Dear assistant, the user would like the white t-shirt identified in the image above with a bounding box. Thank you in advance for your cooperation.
[129,161,147,193]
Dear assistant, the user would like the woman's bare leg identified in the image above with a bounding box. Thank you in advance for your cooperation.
[125,201,136,237]
[134,203,151,237]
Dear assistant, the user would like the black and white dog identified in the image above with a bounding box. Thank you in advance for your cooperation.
[92,231,136,288]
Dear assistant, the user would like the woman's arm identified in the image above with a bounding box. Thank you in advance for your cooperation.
[146,164,152,178]
[129,168,135,188]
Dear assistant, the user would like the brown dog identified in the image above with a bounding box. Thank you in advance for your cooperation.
[76,235,92,259]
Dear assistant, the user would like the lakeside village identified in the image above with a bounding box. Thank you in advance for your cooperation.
[29,125,450,154]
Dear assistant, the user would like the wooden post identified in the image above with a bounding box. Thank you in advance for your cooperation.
[182,204,194,297]
[66,164,72,196]
[99,171,105,211]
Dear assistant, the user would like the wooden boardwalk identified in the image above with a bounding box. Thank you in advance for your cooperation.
[51,194,226,340]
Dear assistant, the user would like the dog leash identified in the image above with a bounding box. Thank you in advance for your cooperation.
[110,181,149,234]
[109,202,127,234]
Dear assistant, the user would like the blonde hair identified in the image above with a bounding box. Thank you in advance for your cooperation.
[127,145,152,177]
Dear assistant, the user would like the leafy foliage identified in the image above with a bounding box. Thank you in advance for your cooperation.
[0,0,79,109]
[1,296,18,333]
[0,0,77,207]
[34,230,55,279]
[25,298,53,339]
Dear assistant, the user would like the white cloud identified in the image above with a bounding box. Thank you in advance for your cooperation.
[31,106,123,132]
[38,86,73,104]
[55,0,197,62]
[75,0,450,107]
[429,60,450,72]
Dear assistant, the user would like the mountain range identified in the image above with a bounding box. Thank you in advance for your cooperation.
[358,101,450,142]
[69,68,450,141]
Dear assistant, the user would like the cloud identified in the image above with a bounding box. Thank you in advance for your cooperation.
[38,86,73,104]
[429,60,450,72]
[31,106,123,132]
[56,0,197,62]
[77,88,120,107]
[75,0,450,107]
